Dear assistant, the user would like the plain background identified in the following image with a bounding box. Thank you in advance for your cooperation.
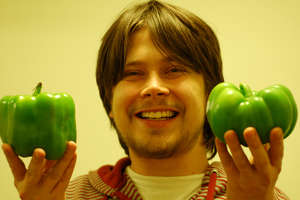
[0,0,299,199]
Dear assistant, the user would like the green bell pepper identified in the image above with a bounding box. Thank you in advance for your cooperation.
[0,82,76,160]
[206,82,297,146]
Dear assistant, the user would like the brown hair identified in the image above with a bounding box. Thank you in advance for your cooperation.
[96,0,224,160]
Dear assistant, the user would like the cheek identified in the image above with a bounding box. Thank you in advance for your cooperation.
[110,83,139,119]
[176,81,206,119]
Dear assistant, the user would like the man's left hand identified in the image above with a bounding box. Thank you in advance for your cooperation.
[216,127,284,200]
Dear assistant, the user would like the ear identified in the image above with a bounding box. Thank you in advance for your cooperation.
[109,111,113,119]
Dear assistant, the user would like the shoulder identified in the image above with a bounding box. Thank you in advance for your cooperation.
[65,171,107,200]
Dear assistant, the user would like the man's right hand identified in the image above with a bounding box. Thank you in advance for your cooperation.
[2,141,77,200]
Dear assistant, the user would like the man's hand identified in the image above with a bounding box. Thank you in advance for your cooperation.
[216,127,283,200]
[2,141,77,200]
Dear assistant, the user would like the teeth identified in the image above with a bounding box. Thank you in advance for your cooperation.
[140,111,176,119]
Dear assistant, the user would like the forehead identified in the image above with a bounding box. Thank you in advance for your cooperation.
[126,28,158,57]
[125,28,167,64]
[125,28,186,68]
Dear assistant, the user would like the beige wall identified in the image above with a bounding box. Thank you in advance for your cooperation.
[0,0,299,198]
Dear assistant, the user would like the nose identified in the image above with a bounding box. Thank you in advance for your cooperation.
[140,73,170,98]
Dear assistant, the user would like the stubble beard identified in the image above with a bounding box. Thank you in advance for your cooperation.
[116,126,203,159]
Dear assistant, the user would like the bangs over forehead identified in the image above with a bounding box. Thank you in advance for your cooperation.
[125,0,218,72]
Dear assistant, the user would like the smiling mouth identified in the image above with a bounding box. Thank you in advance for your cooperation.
[136,111,179,120]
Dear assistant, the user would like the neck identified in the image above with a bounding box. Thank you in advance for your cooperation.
[129,142,209,177]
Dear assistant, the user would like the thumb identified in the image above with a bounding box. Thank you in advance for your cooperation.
[2,143,26,182]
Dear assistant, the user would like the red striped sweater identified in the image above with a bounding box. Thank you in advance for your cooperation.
[65,157,289,200]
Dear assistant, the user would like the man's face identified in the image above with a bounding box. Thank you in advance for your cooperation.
[109,28,207,159]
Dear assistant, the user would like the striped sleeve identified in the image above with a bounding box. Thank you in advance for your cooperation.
[274,187,290,200]
[65,174,107,200]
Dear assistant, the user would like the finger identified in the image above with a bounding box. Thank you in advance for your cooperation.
[25,148,46,185]
[53,153,77,194]
[269,127,284,172]
[243,127,270,172]
[215,137,239,179]
[224,130,252,173]
[42,141,77,189]
[250,143,270,165]
[43,160,57,174]
[264,143,271,152]
[2,144,26,182]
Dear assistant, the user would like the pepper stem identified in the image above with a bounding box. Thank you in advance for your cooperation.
[240,83,253,97]
[33,82,42,96]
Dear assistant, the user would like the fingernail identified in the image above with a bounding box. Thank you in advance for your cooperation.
[1,143,9,150]
[33,149,45,159]
[68,141,76,145]
[66,143,77,154]
[244,126,256,134]
[272,127,284,139]
[224,130,235,138]
[273,127,283,134]
[244,130,258,143]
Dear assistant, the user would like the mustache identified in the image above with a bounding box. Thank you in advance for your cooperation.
[129,99,183,114]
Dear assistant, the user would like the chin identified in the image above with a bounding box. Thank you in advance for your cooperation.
[128,137,185,159]
[132,147,177,159]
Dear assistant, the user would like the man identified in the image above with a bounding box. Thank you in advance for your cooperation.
[2,0,289,199]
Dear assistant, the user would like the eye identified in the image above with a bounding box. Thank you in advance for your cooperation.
[124,71,141,76]
[122,69,144,81]
[166,65,187,74]
[169,67,185,73]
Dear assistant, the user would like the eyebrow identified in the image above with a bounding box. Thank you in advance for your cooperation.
[124,60,146,67]
[125,57,175,67]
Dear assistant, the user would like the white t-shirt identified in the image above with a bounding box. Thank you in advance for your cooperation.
[125,166,204,200]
